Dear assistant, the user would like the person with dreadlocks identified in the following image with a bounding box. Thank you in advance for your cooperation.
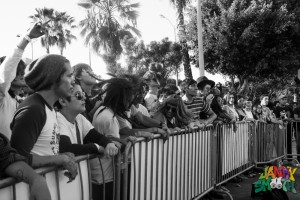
[91,78,155,200]
[0,23,44,139]
[117,74,170,140]
[152,94,196,131]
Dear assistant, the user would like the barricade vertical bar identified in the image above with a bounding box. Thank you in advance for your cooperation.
[170,135,174,200]
[183,130,186,200]
[161,138,165,200]
[165,137,170,200]
[144,142,148,200]
[179,131,183,200]
[175,132,179,200]
[155,139,160,200]
[187,129,190,199]
[193,129,196,197]
[138,143,142,200]
[133,145,136,200]
[122,143,132,200]
[150,140,154,200]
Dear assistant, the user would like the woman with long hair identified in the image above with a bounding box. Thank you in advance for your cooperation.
[152,94,195,131]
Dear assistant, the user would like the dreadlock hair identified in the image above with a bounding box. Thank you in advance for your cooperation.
[119,74,148,105]
[0,56,26,98]
[100,78,134,120]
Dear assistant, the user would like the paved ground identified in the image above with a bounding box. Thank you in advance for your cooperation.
[219,140,300,200]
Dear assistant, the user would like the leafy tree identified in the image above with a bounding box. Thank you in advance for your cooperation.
[185,0,300,95]
[169,0,193,79]
[79,0,141,71]
[29,8,76,54]
[122,37,183,85]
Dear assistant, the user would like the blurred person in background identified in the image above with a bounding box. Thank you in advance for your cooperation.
[73,63,100,122]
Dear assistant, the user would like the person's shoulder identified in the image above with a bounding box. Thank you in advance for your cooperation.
[76,113,91,125]
[18,94,47,110]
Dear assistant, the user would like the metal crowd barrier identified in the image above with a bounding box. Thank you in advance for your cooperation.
[0,153,122,200]
[215,121,255,186]
[121,125,216,200]
[1,121,295,200]
[255,121,287,164]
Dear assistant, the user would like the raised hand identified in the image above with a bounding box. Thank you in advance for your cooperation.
[27,21,49,39]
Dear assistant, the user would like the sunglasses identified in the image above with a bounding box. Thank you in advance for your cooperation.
[73,92,86,101]
[165,105,177,113]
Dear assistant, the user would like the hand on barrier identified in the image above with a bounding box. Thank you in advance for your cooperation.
[193,121,205,129]
[29,175,51,200]
[105,143,119,157]
[59,153,78,183]
[155,128,169,142]
[136,131,154,141]
[126,136,137,144]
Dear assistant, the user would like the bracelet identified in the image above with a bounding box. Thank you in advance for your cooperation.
[24,35,32,42]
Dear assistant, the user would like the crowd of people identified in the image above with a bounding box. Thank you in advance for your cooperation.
[1,23,299,200]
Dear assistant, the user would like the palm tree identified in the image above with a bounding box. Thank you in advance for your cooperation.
[29,8,76,54]
[78,0,141,66]
[169,0,193,79]
[30,8,56,53]
[54,13,77,55]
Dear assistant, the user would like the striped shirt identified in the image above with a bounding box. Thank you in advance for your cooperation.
[182,95,210,119]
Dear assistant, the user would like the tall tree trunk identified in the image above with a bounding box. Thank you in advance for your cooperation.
[176,3,193,79]
[60,48,63,55]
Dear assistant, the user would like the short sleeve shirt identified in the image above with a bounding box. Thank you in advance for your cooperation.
[57,113,94,144]
[183,95,210,119]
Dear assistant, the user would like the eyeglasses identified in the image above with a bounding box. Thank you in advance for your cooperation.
[72,92,86,101]
[165,105,177,113]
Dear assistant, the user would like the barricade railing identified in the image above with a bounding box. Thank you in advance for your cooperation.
[0,152,122,200]
[284,121,300,161]
[121,125,216,200]
[254,121,287,165]
[215,121,255,186]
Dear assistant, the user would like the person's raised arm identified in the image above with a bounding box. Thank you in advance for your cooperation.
[0,23,45,97]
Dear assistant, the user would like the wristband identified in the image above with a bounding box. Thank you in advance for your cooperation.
[94,143,100,151]
[24,35,32,42]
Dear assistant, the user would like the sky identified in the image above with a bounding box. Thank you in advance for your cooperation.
[0,0,226,83]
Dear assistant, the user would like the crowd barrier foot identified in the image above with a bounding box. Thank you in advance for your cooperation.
[211,189,233,200]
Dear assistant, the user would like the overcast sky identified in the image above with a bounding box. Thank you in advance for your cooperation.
[0,0,225,82]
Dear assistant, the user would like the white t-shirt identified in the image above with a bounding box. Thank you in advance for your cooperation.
[57,113,94,144]
[116,105,139,130]
[31,105,60,156]
[0,48,23,139]
[244,109,254,120]
[136,104,150,117]
[144,93,157,114]
[91,106,120,184]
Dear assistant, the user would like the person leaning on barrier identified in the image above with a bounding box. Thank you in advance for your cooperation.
[0,22,44,140]
[91,78,150,200]
[194,76,217,126]
[10,54,78,182]
[152,94,197,132]
[117,74,170,140]
[0,132,51,200]
[54,81,118,157]
[223,91,239,121]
